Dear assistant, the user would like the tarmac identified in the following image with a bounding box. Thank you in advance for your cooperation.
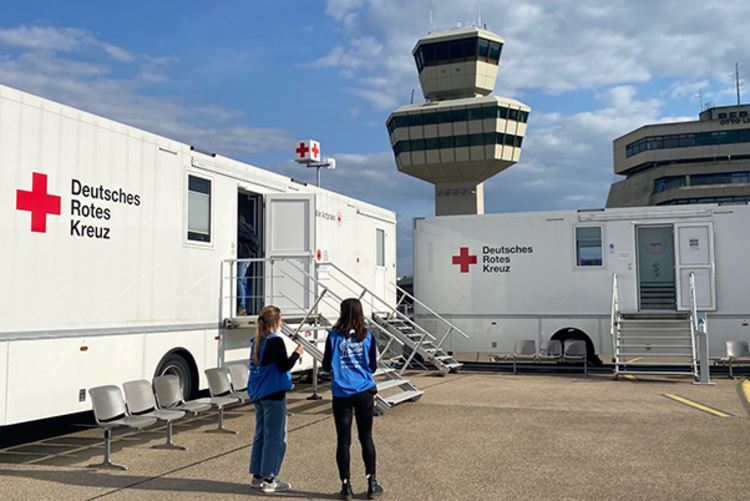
[1,369,750,501]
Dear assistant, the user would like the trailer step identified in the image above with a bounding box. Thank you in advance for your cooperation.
[376,379,411,391]
[381,389,424,406]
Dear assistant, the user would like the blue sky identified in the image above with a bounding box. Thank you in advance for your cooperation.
[2,0,749,275]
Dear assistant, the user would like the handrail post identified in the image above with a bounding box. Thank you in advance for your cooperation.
[610,274,619,373]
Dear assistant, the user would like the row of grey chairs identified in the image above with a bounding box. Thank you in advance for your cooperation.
[491,339,588,376]
[87,363,250,470]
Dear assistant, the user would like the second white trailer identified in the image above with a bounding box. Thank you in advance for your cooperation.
[413,204,750,361]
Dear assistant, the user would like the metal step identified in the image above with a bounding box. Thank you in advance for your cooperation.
[376,379,411,391]
[382,389,424,406]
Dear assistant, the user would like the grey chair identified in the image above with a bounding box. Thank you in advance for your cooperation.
[227,363,251,401]
[539,340,563,363]
[202,367,245,434]
[724,341,750,379]
[512,339,538,374]
[152,375,212,416]
[123,379,187,450]
[563,340,587,376]
[87,385,158,470]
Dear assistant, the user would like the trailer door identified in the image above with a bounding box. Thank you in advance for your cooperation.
[674,223,716,311]
[264,193,315,316]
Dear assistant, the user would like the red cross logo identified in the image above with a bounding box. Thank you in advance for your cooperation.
[295,142,309,158]
[311,142,320,158]
[452,247,477,273]
[16,172,61,233]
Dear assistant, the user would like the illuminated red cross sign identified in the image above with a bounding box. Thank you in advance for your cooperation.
[16,172,61,233]
[452,247,477,273]
[294,139,321,163]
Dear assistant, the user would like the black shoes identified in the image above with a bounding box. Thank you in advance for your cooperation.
[367,475,383,499]
[340,479,353,500]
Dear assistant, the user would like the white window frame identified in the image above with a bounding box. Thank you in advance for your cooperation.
[376,228,386,268]
[573,224,605,269]
[184,170,214,248]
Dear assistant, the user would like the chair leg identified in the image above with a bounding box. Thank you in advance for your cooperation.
[88,428,128,470]
[205,406,238,435]
[152,421,188,450]
[729,361,736,380]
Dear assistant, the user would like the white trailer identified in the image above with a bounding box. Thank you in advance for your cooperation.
[0,84,397,426]
[413,205,750,361]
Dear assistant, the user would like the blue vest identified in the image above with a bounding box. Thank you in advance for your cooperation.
[248,333,293,401]
[328,329,376,397]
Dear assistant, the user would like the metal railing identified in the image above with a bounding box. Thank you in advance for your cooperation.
[390,281,470,351]
[688,271,699,377]
[610,273,619,365]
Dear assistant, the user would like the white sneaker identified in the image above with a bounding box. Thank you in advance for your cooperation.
[251,476,263,489]
[261,478,291,493]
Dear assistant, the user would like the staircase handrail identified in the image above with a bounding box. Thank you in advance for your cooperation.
[390,282,471,341]
[610,273,619,367]
[277,260,409,349]
[311,262,449,347]
[688,271,699,377]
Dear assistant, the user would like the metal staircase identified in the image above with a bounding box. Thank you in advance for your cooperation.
[281,318,424,415]
[611,274,699,379]
[371,314,463,376]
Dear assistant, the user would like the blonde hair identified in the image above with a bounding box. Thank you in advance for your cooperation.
[254,305,281,365]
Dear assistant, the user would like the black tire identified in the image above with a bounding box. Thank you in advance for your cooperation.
[155,352,194,399]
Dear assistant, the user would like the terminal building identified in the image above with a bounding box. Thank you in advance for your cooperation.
[607,104,750,207]
[386,26,530,216]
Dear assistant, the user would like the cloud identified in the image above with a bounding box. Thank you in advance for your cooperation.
[0,26,292,158]
[0,25,134,62]
[319,0,750,108]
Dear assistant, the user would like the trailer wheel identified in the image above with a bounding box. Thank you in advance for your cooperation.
[155,352,196,399]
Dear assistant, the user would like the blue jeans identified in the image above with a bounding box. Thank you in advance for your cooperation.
[237,261,250,311]
[249,397,288,478]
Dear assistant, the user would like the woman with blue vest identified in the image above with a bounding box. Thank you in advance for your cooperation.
[322,298,384,500]
[248,305,303,493]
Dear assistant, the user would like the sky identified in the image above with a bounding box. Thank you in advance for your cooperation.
[2,0,749,275]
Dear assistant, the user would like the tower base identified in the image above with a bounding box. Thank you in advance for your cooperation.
[435,182,484,216]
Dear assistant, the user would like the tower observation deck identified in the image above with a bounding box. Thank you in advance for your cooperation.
[387,26,530,215]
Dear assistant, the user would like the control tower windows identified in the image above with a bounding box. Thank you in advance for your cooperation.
[392,132,523,157]
[387,105,528,133]
[414,36,503,73]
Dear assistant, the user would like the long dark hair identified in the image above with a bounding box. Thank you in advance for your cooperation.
[254,305,281,365]
[332,298,367,342]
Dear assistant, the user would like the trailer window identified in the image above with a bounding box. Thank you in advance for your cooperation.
[188,175,211,242]
[376,229,385,267]
[575,226,602,267]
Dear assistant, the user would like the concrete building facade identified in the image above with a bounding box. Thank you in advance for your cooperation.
[607,104,750,207]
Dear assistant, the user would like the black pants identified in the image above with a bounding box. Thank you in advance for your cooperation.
[332,388,377,479]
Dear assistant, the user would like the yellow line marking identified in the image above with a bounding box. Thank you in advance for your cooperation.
[624,375,637,381]
[664,394,732,418]
[742,380,750,405]
[627,357,643,363]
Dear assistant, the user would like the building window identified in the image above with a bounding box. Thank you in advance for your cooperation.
[187,175,211,242]
[575,227,603,267]
[376,229,385,267]
[413,36,502,73]
[625,127,750,158]
[653,176,686,193]
[392,132,523,158]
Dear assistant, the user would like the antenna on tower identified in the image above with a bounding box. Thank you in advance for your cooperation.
[735,62,743,106]
[429,2,433,32]
[477,1,481,28]
[696,89,703,111]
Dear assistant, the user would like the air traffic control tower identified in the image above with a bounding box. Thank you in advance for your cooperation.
[386,26,530,215]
